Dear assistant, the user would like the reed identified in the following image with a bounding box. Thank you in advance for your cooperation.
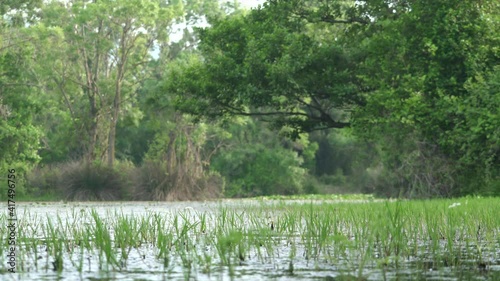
[1,197,499,280]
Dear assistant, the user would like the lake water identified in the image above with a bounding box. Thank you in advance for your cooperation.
[1,200,499,280]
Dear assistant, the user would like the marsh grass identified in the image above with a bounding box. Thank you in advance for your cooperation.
[59,161,127,200]
[1,197,499,279]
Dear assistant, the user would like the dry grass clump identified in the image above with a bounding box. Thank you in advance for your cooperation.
[58,160,128,201]
[132,160,223,201]
[26,165,62,197]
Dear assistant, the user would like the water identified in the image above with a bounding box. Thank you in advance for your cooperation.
[1,200,499,280]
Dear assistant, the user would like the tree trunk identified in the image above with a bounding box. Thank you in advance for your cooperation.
[81,45,100,163]
[107,22,130,168]
[87,96,99,162]
[107,78,121,168]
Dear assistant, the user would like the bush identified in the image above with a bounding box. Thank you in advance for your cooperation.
[456,168,500,197]
[58,161,129,201]
[1,160,38,198]
[26,165,63,199]
[132,160,223,201]
[212,144,306,197]
[362,141,457,198]
[302,177,320,194]
[132,161,170,200]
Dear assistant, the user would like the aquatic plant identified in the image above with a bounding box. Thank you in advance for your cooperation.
[1,197,499,280]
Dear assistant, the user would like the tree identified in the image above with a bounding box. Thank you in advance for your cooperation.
[352,0,499,196]
[0,49,42,182]
[453,67,500,194]
[166,0,499,196]
[32,0,188,167]
[32,0,232,168]
[166,0,367,137]
[1,0,43,193]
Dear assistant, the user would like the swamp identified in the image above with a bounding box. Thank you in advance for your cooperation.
[2,0,499,280]
[1,196,499,280]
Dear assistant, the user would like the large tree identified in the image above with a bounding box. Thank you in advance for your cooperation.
[34,0,234,168]
[34,0,206,167]
[0,0,43,192]
[166,0,499,196]
[166,0,369,137]
[352,0,499,195]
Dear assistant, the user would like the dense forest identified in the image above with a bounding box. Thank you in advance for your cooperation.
[1,0,498,200]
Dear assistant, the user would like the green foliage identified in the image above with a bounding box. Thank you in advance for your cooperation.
[453,67,500,195]
[166,1,359,135]
[462,68,500,168]
[164,0,499,197]
[3,0,499,199]
[1,25,42,195]
[313,131,357,176]
[214,143,306,197]
[351,0,500,197]
[29,0,205,166]
[0,108,41,173]
[136,111,226,200]
[210,119,308,197]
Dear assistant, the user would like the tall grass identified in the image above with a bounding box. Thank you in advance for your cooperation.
[1,197,499,279]
[59,161,129,200]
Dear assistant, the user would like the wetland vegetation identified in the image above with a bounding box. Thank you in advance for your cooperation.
[2,0,499,279]
[1,197,499,280]
[2,0,499,202]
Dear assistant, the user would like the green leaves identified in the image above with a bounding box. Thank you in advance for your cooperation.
[0,13,43,186]
[352,0,500,196]
[212,136,307,197]
[458,68,500,168]
[167,1,359,134]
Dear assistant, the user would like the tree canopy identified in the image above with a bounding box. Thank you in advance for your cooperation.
[1,0,43,187]
[1,0,498,199]
[166,0,370,136]
[166,0,499,195]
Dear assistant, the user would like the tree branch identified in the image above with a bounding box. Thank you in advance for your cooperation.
[215,100,350,129]
[292,10,369,25]
[318,14,369,25]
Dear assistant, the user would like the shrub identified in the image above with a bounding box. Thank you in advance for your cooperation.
[165,171,223,201]
[58,161,128,201]
[363,141,457,198]
[212,144,306,197]
[302,177,320,194]
[132,160,223,201]
[1,160,39,198]
[26,165,63,199]
[132,161,171,200]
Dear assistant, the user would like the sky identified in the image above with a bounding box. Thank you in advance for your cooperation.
[238,0,266,9]
[169,0,266,42]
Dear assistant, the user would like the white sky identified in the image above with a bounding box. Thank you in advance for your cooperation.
[238,0,266,8]
[169,0,266,42]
